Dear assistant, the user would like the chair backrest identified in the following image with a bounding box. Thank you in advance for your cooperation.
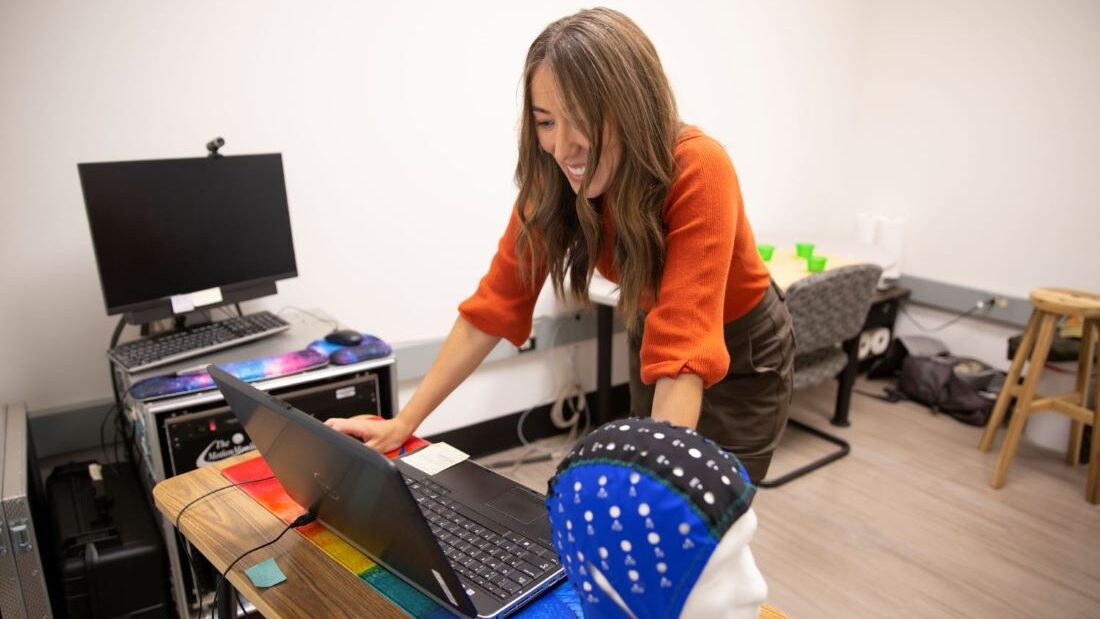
[784,264,883,354]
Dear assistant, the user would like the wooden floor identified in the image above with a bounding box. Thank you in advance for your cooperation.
[476,378,1100,618]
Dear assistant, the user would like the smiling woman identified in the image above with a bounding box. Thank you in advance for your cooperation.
[327,7,794,485]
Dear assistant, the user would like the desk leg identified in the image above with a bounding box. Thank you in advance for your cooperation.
[832,336,859,427]
[596,304,613,427]
[217,578,237,619]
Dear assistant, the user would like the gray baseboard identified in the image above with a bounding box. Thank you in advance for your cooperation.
[30,276,1027,461]
[396,275,1033,383]
[393,307,624,382]
[897,275,1030,327]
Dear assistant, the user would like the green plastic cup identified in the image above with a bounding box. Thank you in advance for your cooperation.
[807,255,828,273]
[757,244,774,261]
[795,242,815,259]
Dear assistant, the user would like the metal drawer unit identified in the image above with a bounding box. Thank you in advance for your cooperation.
[0,403,53,619]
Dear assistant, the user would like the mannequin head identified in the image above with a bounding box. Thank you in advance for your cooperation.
[546,418,766,619]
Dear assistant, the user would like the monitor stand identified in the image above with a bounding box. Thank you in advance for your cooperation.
[124,281,278,326]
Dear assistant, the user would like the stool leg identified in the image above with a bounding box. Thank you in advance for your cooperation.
[1068,318,1097,465]
[981,310,1041,452]
[992,313,1057,489]
[1087,320,1100,504]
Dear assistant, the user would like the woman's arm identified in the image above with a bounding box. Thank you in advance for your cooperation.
[398,316,501,430]
[650,373,704,428]
[325,316,500,452]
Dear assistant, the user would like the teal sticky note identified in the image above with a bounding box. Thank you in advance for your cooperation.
[245,558,287,588]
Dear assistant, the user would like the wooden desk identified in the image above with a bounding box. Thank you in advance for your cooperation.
[762,247,862,290]
[587,245,866,426]
[153,453,407,619]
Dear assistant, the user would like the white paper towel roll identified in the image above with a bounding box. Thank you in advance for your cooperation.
[875,216,905,279]
[856,212,877,245]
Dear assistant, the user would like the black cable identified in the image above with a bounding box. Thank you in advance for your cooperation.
[112,413,123,467]
[210,512,317,619]
[107,319,126,409]
[235,303,243,317]
[98,404,115,467]
[105,317,151,473]
[173,476,275,619]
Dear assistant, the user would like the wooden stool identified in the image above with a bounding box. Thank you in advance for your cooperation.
[978,288,1100,503]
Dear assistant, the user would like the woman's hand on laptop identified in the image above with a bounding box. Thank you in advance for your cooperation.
[324,415,415,453]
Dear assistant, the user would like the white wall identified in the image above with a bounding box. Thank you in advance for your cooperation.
[834,0,1100,297]
[0,0,866,424]
[2,1,1094,434]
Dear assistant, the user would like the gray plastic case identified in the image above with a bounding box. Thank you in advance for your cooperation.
[0,403,53,619]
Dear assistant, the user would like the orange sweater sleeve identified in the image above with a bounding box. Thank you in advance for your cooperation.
[639,135,741,388]
[457,207,547,346]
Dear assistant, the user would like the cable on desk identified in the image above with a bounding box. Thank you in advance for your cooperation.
[275,305,339,330]
[210,512,317,619]
[172,476,275,619]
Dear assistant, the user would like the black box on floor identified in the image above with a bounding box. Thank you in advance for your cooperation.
[47,462,169,619]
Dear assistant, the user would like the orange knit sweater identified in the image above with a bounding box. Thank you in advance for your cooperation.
[458,126,771,388]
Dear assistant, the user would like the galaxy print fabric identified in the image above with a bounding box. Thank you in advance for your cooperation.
[546,418,755,619]
[128,348,328,400]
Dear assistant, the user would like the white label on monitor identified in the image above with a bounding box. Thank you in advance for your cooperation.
[192,287,223,307]
[401,442,469,476]
[170,294,194,314]
[335,386,356,400]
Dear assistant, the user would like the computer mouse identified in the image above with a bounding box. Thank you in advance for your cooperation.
[324,329,363,347]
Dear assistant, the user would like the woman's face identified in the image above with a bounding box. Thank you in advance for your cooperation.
[530,64,621,199]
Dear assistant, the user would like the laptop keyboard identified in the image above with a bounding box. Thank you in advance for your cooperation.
[406,477,559,601]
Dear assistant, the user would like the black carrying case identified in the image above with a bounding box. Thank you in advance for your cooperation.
[47,462,169,619]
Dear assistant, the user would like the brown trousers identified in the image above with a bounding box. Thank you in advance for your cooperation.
[628,283,795,484]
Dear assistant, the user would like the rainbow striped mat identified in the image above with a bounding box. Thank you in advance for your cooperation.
[222,451,581,618]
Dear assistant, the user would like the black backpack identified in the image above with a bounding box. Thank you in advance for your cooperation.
[896,355,1001,426]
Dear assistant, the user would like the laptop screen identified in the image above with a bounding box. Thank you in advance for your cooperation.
[208,367,478,616]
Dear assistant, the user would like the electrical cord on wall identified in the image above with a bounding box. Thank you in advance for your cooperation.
[489,322,590,472]
[210,512,317,619]
[900,297,998,333]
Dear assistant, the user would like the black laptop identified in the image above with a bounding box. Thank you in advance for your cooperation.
[208,367,564,618]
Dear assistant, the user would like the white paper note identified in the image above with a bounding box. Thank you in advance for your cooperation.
[401,442,470,476]
[170,294,194,314]
[191,287,224,307]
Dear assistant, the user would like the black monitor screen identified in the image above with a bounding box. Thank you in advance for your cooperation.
[78,154,297,316]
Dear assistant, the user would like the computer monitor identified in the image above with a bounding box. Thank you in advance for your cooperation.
[78,154,298,324]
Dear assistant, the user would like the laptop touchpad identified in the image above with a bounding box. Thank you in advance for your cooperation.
[487,488,545,524]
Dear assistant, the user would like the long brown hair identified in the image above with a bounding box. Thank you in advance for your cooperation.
[514,7,680,332]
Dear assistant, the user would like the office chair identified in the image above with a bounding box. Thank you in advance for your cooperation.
[759,263,883,488]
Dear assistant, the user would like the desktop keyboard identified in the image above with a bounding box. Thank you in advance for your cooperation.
[407,478,559,601]
[108,310,291,373]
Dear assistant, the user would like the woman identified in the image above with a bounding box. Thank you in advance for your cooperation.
[327,7,794,483]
